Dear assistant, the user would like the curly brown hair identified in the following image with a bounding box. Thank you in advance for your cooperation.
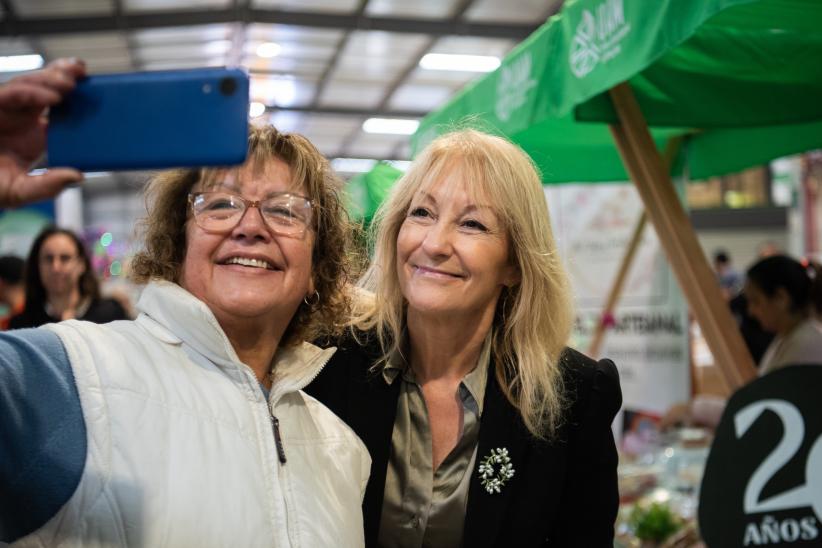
[130,124,360,346]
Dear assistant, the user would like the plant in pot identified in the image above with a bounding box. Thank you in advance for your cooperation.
[628,501,683,547]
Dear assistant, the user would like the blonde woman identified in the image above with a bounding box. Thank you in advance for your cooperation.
[307,129,622,547]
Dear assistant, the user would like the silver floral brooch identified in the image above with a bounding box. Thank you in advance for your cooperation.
[478,447,515,494]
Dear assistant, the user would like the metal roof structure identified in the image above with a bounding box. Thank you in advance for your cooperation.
[1,0,562,166]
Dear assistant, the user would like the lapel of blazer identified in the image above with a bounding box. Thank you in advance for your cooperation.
[346,359,401,546]
[463,363,532,548]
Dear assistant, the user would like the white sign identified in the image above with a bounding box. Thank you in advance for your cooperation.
[545,183,689,415]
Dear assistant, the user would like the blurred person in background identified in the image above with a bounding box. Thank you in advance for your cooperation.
[8,226,129,328]
[713,249,743,300]
[663,254,822,430]
[726,244,781,364]
[745,254,822,374]
[0,255,25,330]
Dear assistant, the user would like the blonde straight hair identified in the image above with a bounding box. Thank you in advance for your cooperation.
[354,129,574,439]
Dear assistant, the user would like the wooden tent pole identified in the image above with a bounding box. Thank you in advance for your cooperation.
[607,82,756,390]
[587,138,681,358]
[587,211,646,357]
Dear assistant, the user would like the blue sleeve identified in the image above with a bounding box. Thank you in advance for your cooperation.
[0,328,87,542]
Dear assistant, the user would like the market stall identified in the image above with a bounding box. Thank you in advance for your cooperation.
[412,0,822,394]
[409,1,822,543]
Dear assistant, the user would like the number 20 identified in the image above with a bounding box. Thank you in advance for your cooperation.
[735,399,822,518]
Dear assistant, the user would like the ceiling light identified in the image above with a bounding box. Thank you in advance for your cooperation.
[388,160,411,171]
[331,158,377,173]
[204,39,233,55]
[269,111,303,133]
[419,53,501,73]
[362,118,419,135]
[251,76,297,107]
[256,42,282,58]
[0,54,44,73]
[248,101,267,118]
[29,168,111,178]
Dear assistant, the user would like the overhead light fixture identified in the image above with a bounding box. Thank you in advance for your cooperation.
[362,118,419,135]
[388,160,411,171]
[248,101,267,118]
[251,76,297,107]
[29,169,111,178]
[331,158,377,173]
[0,54,44,73]
[419,53,500,73]
[204,39,233,55]
[269,111,303,132]
[256,42,282,58]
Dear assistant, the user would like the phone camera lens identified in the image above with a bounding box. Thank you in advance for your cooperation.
[219,77,237,96]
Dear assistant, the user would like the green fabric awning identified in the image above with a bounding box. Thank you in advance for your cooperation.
[344,162,404,224]
[413,0,822,183]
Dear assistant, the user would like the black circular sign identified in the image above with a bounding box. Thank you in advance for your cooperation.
[699,365,822,547]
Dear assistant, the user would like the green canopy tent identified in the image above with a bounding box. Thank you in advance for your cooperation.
[344,162,404,226]
[412,0,822,391]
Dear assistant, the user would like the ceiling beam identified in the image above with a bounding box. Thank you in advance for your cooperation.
[1,8,538,39]
[308,0,371,109]
[335,0,478,158]
[227,0,251,68]
[0,0,47,64]
[111,0,140,71]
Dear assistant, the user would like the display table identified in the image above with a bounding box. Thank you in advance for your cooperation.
[615,428,710,547]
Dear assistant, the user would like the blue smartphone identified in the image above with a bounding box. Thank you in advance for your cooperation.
[47,68,249,171]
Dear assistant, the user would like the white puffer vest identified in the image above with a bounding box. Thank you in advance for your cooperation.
[16,281,370,548]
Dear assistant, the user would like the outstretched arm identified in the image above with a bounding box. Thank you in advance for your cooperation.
[0,58,86,208]
[0,328,86,542]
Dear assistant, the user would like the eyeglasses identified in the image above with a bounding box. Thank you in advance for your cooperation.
[188,191,314,236]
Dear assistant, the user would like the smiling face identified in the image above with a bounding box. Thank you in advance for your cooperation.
[396,170,519,322]
[179,158,314,330]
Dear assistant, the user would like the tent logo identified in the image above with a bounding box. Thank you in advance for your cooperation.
[570,0,631,78]
[495,52,537,122]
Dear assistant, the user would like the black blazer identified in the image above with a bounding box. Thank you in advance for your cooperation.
[306,333,622,547]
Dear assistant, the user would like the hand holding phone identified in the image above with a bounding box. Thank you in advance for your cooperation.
[47,68,250,172]
[0,58,86,208]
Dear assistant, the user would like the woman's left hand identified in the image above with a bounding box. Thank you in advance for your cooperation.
[0,58,86,207]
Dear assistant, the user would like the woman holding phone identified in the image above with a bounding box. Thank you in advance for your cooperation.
[0,61,370,547]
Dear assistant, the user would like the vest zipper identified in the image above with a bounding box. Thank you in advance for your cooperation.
[270,414,287,464]
[265,345,337,466]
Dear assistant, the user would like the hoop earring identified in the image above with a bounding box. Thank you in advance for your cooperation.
[303,290,320,307]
